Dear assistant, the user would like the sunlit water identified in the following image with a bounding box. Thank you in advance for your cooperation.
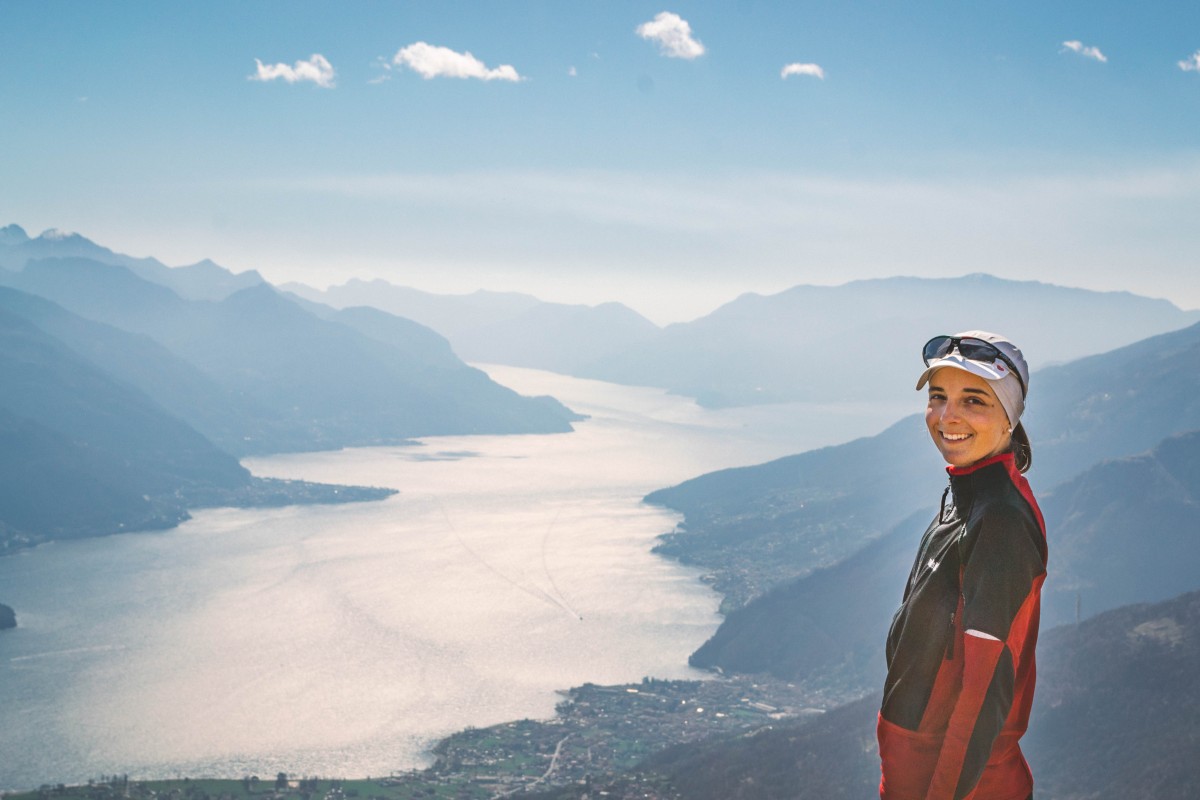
[0,366,909,789]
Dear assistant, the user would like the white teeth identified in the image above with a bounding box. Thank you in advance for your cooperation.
[943,432,971,441]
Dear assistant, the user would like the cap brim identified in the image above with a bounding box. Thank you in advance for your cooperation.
[915,354,1008,390]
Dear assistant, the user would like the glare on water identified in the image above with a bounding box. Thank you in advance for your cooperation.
[0,366,907,788]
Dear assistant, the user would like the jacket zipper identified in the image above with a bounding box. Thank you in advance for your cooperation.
[945,610,956,660]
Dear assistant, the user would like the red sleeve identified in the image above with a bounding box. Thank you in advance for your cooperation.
[925,633,1013,799]
[927,507,1043,800]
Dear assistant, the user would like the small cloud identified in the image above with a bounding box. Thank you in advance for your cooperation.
[781,62,825,80]
[393,42,523,81]
[568,66,578,77]
[1179,51,1200,72]
[1061,40,1107,63]
[250,54,336,87]
[368,56,393,84]
[636,11,705,60]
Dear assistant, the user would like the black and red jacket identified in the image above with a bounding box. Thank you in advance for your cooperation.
[878,452,1047,800]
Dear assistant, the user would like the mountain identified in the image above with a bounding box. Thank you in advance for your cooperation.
[684,427,1200,694]
[0,286,273,456]
[285,278,661,374]
[567,590,1200,800]
[0,305,250,549]
[0,225,263,300]
[0,224,29,246]
[1023,588,1200,800]
[586,274,1200,407]
[0,602,14,630]
[284,279,543,339]
[286,298,459,367]
[647,320,1200,609]
[650,421,943,610]
[128,257,265,302]
[1,256,580,454]
[686,506,926,687]
[1038,429,1200,628]
[453,301,660,374]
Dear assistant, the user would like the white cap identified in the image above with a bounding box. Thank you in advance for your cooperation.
[916,330,1029,426]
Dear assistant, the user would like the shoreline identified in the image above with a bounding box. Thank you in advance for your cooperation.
[0,475,397,559]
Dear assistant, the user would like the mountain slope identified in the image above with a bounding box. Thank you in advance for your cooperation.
[285,278,661,375]
[588,274,1200,407]
[687,428,1200,691]
[0,224,262,300]
[582,590,1200,800]
[648,320,1200,607]
[283,279,543,339]
[2,257,580,454]
[0,306,251,548]
[0,286,270,455]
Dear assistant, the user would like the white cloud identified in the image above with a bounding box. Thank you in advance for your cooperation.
[1179,51,1200,72]
[636,12,705,60]
[568,66,578,77]
[781,63,825,80]
[1061,40,1107,63]
[250,54,336,88]
[393,42,523,81]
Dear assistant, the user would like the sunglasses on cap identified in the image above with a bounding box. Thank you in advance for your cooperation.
[922,335,1027,397]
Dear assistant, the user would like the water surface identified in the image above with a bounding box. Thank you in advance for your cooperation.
[0,366,908,788]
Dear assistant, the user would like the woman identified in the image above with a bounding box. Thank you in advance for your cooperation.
[877,331,1047,800]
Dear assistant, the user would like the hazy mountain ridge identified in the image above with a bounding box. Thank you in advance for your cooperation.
[587,273,1200,407]
[0,227,581,561]
[287,272,1199,411]
[685,427,1200,688]
[0,305,248,550]
[0,286,275,455]
[283,279,544,339]
[0,251,581,455]
[0,299,396,555]
[286,277,661,376]
[0,224,263,301]
[648,320,1200,609]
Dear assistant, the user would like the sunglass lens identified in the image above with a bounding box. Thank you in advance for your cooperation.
[923,336,956,364]
[956,339,1000,363]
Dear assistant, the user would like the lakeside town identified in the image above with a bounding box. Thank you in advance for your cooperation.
[3,674,866,800]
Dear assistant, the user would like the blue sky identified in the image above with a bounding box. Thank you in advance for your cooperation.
[2,1,1199,322]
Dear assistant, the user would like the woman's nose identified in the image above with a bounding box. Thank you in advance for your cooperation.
[939,401,961,423]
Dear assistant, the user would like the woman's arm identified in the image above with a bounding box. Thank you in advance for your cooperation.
[925,505,1045,800]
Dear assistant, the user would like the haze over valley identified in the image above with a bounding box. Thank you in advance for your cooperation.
[3,224,1200,797]
[5,2,1200,796]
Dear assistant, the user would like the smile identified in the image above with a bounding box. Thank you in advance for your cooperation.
[941,432,973,441]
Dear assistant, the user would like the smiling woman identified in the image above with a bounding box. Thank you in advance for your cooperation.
[923,370,1013,468]
[877,331,1047,800]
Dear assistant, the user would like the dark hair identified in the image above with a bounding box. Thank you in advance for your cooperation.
[1011,422,1032,474]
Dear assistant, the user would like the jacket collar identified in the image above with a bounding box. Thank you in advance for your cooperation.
[946,452,1016,510]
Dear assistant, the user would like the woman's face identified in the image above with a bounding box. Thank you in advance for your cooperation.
[925,367,1013,468]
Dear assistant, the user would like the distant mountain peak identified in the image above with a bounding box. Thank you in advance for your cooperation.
[0,224,30,245]
[182,258,263,280]
[38,228,84,242]
[185,258,224,270]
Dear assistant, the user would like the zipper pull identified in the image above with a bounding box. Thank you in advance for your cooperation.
[945,610,956,660]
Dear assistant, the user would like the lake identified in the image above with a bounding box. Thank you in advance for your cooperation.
[0,366,909,789]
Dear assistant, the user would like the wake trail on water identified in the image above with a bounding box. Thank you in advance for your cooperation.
[540,508,582,620]
[436,500,581,621]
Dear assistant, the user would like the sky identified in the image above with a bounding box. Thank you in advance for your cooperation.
[2,0,1199,324]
